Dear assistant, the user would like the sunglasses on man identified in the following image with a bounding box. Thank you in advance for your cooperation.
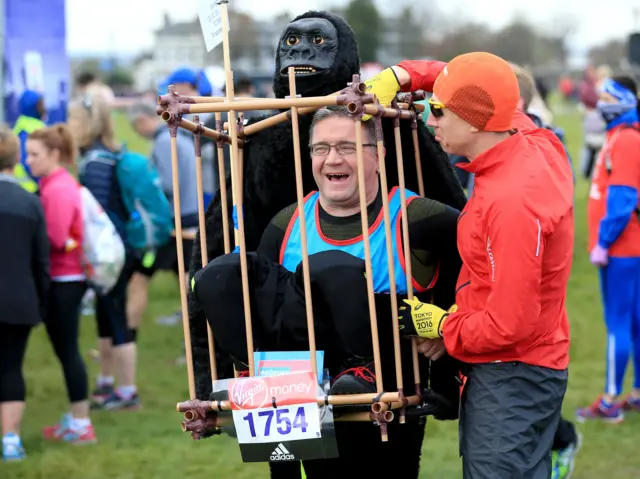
[428,97,445,118]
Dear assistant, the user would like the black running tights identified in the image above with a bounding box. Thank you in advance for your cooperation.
[45,281,89,403]
[0,323,32,402]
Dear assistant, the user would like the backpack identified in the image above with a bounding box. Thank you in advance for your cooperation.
[114,147,174,253]
[79,186,126,294]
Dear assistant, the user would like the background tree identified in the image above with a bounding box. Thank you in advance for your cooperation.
[425,22,494,62]
[589,39,627,68]
[490,17,538,66]
[394,5,426,59]
[344,0,381,62]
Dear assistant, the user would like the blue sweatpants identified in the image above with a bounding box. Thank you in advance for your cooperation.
[599,256,640,396]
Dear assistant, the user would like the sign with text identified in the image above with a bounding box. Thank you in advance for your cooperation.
[228,372,338,463]
[197,0,230,52]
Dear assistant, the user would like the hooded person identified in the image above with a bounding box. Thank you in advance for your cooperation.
[12,90,46,193]
[579,76,640,423]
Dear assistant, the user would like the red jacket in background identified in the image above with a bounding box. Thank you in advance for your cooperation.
[39,167,85,280]
[398,60,574,370]
[587,124,640,257]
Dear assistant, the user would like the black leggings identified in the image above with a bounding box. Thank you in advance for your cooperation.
[194,250,375,371]
[96,256,136,345]
[45,281,89,403]
[0,323,32,402]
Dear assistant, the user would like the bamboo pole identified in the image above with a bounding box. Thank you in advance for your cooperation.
[354,119,388,441]
[287,67,318,379]
[411,113,425,198]
[358,104,417,120]
[222,100,424,136]
[160,111,245,147]
[215,113,232,255]
[219,1,255,377]
[193,116,218,381]
[391,110,422,397]
[171,229,196,240]
[177,392,423,413]
[180,94,371,115]
[166,102,195,399]
[181,409,395,439]
[167,93,425,113]
[372,114,407,424]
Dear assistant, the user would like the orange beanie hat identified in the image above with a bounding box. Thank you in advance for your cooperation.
[433,52,520,132]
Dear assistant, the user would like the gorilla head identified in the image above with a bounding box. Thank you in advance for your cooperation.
[273,11,360,99]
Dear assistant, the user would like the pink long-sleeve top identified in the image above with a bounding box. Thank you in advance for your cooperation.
[39,167,85,281]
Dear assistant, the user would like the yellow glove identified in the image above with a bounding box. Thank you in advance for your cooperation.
[362,67,401,120]
[398,298,454,339]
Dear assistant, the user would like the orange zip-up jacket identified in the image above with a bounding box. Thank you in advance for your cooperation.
[398,60,574,369]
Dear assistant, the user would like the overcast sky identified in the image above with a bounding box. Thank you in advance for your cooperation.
[66,0,640,56]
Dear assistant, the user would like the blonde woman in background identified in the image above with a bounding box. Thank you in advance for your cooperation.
[67,95,141,410]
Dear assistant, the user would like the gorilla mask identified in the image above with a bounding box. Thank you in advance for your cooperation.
[273,11,360,99]
[278,18,338,77]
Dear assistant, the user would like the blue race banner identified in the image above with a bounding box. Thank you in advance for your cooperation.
[3,0,69,125]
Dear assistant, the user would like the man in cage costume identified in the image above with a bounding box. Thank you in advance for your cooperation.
[194,103,463,476]
[187,10,467,477]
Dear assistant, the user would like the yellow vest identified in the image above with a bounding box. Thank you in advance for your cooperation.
[14,164,38,193]
[12,115,46,193]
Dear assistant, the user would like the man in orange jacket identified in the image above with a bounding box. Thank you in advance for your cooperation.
[365,52,574,478]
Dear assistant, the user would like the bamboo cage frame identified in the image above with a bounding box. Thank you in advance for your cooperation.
[160,0,435,446]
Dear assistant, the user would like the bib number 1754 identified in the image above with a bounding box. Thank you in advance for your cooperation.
[233,403,321,444]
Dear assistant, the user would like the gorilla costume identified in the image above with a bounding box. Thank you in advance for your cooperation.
[188,10,467,477]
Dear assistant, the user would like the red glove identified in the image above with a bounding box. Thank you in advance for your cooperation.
[396,60,447,93]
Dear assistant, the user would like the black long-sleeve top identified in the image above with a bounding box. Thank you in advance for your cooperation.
[0,174,50,326]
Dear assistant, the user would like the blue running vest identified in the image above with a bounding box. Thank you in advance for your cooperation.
[280,187,425,294]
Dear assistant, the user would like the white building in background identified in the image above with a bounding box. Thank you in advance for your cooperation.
[132,12,284,93]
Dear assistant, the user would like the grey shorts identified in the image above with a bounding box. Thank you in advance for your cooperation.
[459,362,568,479]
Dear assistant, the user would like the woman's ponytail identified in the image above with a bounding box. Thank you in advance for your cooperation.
[53,124,77,166]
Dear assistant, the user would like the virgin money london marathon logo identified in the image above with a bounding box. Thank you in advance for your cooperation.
[231,377,268,409]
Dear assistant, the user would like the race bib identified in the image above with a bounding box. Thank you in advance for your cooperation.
[229,372,321,445]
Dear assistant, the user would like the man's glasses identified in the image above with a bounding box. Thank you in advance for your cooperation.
[428,97,445,118]
[309,141,376,156]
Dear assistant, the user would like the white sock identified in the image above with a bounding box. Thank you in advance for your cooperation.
[116,385,137,400]
[70,418,91,431]
[2,433,21,445]
[97,375,114,387]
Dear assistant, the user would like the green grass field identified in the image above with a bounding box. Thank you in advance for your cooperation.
[3,107,640,479]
